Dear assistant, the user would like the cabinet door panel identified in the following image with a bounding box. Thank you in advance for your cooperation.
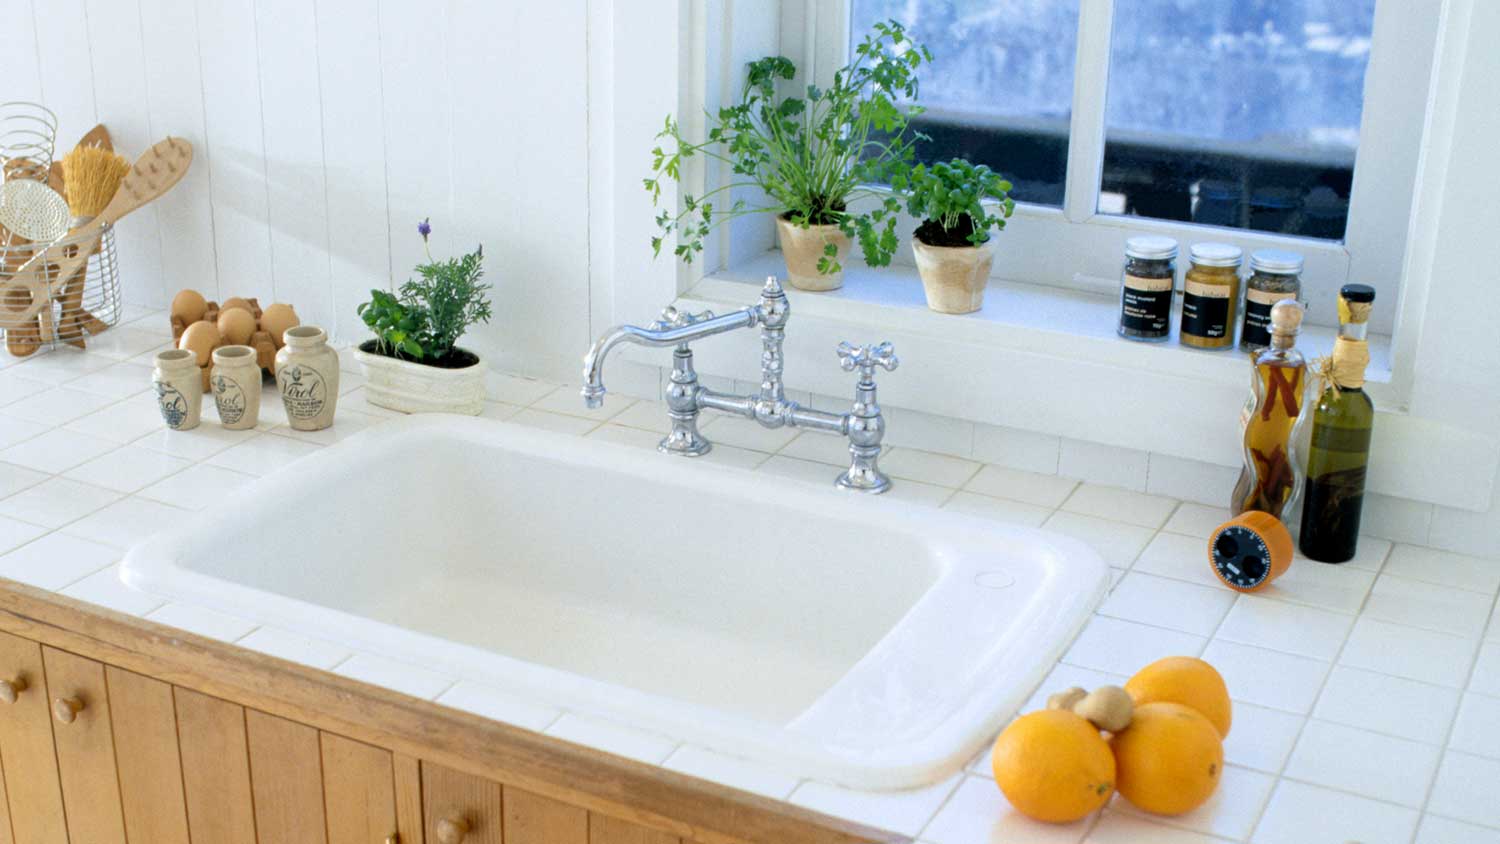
[41,647,125,844]
[393,754,425,844]
[504,789,585,844]
[321,732,396,844]
[588,814,680,844]
[247,709,328,844]
[421,762,504,844]
[0,633,64,844]
[106,667,190,844]
[175,687,257,844]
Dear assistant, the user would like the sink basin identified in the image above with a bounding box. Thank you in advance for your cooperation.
[123,414,1107,789]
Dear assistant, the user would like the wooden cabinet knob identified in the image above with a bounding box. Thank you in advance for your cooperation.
[52,696,83,724]
[0,676,26,704]
[435,817,469,844]
[384,836,399,844]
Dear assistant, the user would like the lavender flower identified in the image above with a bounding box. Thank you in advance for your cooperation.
[417,217,432,240]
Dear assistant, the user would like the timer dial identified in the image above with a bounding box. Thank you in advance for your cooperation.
[1207,511,1292,593]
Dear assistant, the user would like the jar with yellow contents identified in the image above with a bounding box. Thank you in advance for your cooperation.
[1180,242,1243,350]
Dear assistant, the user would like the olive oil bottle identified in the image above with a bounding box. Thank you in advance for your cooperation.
[1299,285,1376,563]
[1232,300,1306,519]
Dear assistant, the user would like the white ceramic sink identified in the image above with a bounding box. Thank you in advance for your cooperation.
[123,415,1107,789]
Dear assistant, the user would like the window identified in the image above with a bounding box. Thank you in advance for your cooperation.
[1100,1,1375,239]
[821,0,1436,335]
[848,1,1082,208]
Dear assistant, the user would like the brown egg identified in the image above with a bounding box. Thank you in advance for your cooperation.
[178,321,221,367]
[170,289,207,324]
[260,303,300,347]
[216,307,256,345]
[220,296,254,315]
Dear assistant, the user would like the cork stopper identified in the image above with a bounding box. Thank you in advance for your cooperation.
[1269,300,1304,337]
[1338,284,1375,326]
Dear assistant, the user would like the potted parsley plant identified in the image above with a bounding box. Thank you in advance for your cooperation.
[905,158,1014,314]
[354,219,493,414]
[645,20,930,291]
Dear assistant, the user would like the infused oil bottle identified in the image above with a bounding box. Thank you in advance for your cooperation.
[1299,285,1376,563]
[1231,300,1306,518]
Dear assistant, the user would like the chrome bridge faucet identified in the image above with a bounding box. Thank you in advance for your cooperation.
[582,276,899,493]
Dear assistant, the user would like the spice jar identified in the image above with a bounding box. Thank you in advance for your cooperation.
[1118,235,1178,342]
[1239,249,1303,353]
[1180,242,1242,350]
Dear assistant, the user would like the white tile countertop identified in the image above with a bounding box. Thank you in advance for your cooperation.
[1,308,1498,843]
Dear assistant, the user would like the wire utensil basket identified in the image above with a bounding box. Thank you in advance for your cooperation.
[0,223,123,350]
[0,101,124,352]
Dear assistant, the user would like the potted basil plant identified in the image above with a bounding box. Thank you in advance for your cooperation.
[645,20,930,291]
[905,158,1014,314]
[354,219,493,415]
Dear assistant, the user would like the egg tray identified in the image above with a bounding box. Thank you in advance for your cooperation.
[169,298,280,391]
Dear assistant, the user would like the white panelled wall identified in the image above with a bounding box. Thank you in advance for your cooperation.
[0,0,594,380]
[3,0,1500,562]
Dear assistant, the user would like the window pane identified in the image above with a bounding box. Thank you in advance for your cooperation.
[1100,1,1376,239]
[850,0,1081,206]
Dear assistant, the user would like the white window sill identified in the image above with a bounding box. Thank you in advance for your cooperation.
[696,249,1393,396]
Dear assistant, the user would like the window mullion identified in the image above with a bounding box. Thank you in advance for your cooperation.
[1062,0,1115,223]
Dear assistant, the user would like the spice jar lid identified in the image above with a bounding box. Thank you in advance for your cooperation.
[1249,249,1304,275]
[1189,242,1243,268]
[1125,235,1178,261]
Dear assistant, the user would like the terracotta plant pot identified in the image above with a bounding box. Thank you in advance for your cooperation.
[355,341,486,415]
[913,237,995,314]
[775,216,851,292]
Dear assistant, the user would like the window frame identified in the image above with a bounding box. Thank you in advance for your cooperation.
[694,0,1437,405]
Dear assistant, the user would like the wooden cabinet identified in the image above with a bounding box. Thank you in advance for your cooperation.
[247,710,329,844]
[42,647,126,844]
[422,762,505,844]
[106,667,190,844]
[0,586,896,844]
[0,632,65,844]
[176,687,258,844]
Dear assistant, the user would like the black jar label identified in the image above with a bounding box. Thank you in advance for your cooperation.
[1242,289,1296,349]
[1182,281,1231,339]
[1120,274,1173,335]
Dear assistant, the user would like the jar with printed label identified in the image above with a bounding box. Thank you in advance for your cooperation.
[1117,235,1178,342]
[1239,249,1303,353]
[1180,242,1242,350]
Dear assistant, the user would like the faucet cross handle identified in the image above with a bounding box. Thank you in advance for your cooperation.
[652,306,716,332]
[837,341,899,378]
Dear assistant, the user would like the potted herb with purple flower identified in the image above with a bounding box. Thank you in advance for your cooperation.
[353,218,493,414]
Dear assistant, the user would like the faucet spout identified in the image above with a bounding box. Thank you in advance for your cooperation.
[581,309,758,407]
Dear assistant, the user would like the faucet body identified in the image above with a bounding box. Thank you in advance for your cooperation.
[582,276,898,493]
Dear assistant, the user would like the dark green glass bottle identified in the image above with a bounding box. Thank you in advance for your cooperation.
[1299,284,1376,563]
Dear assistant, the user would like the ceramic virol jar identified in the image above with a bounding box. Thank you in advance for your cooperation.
[275,326,340,431]
[1180,242,1243,350]
[211,345,262,430]
[152,348,203,431]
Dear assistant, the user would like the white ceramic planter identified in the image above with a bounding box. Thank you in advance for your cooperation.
[355,342,486,415]
[912,238,995,314]
[775,216,851,292]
